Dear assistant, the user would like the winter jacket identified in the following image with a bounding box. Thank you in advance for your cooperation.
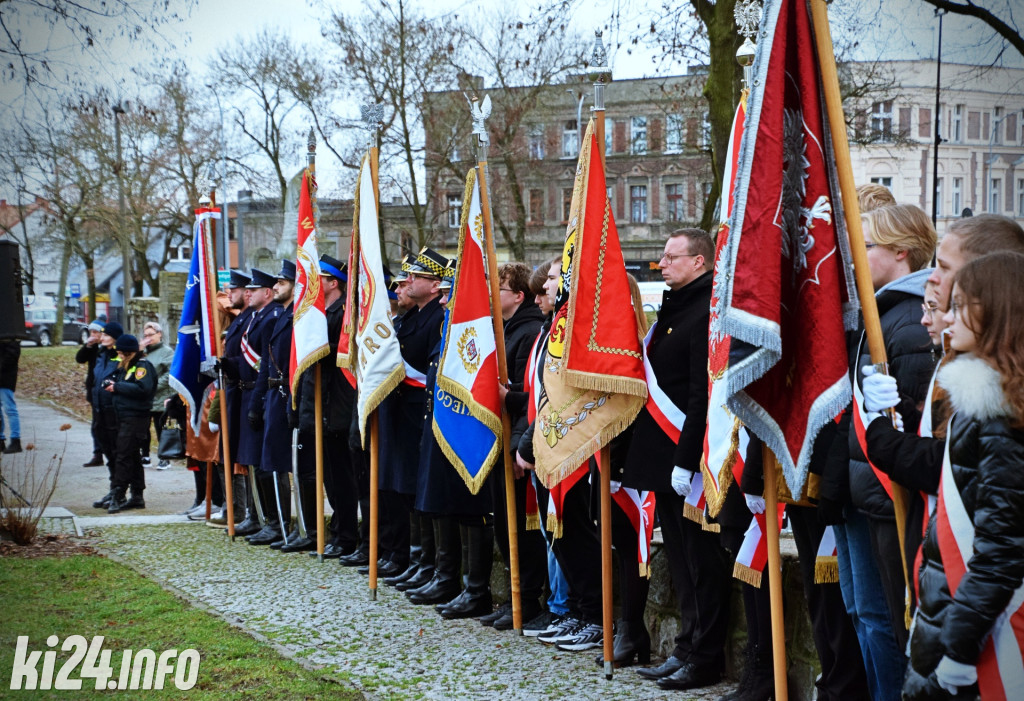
[76,343,99,398]
[847,269,937,520]
[108,357,158,418]
[904,355,1024,699]
[503,300,545,451]
[0,340,21,391]
[621,271,712,492]
[91,347,120,411]
[144,342,175,413]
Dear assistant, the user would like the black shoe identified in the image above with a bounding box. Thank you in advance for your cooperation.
[493,600,542,631]
[233,518,262,537]
[83,453,105,467]
[395,566,435,592]
[106,492,129,514]
[636,655,687,680]
[92,491,114,509]
[247,526,281,546]
[358,558,404,576]
[384,562,421,588]
[478,601,511,626]
[269,529,300,550]
[405,576,461,605]
[339,548,370,567]
[123,494,145,510]
[279,535,315,553]
[656,662,721,691]
[312,543,345,559]
[3,438,22,454]
[437,590,493,619]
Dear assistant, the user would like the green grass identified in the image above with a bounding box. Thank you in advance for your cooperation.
[0,555,363,699]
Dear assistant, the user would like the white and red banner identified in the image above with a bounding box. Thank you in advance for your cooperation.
[289,169,330,405]
[352,153,404,442]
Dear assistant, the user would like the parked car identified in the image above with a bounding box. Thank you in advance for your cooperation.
[24,309,89,346]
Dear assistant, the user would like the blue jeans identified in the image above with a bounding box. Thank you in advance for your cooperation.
[0,389,18,440]
[835,510,905,701]
[546,542,570,616]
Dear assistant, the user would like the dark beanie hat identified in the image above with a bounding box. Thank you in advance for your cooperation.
[115,334,139,353]
[103,322,124,339]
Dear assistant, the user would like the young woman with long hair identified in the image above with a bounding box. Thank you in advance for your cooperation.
[904,252,1024,699]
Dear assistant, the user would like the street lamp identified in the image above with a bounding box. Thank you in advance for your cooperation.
[931,8,945,227]
[112,101,131,315]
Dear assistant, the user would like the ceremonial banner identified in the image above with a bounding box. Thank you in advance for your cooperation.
[351,154,404,442]
[169,207,219,433]
[289,169,330,405]
[533,119,647,487]
[335,230,358,388]
[433,169,502,494]
[708,0,858,500]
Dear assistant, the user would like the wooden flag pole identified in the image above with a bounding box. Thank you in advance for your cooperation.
[589,31,615,679]
[368,139,382,600]
[762,446,788,700]
[473,98,524,634]
[809,0,912,625]
[307,129,327,562]
[207,189,235,538]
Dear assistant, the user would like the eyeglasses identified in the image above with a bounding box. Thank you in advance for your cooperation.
[864,243,879,250]
[920,303,942,318]
[498,288,514,293]
[660,252,700,265]
[143,330,159,337]
[949,298,978,318]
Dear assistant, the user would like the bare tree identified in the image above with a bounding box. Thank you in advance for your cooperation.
[920,1,1024,59]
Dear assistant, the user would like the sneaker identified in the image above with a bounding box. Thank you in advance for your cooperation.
[538,616,582,644]
[141,456,151,466]
[523,611,556,637]
[156,460,170,470]
[556,623,604,651]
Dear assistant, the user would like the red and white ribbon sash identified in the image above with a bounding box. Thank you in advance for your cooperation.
[524,330,545,424]
[402,361,427,388]
[733,505,785,588]
[613,487,657,577]
[852,336,896,500]
[935,419,1024,700]
[240,313,260,371]
[642,322,685,444]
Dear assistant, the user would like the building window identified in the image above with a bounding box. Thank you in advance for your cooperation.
[529,188,544,223]
[450,127,461,162]
[993,107,1003,145]
[630,185,647,223]
[1017,178,1024,217]
[561,188,573,222]
[528,127,545,160]
[871,101,893,141]
[952,177,963,216]
[700,112,712,148]
[952,105,963,143]
[606,125,613,155]
[870,176,893,189]
[665,114,684,153]
[171,245,192,261]
[665,183,685,221]
[562,120,578,158]
[935,178,943,217]
[989,178,1002,213]
[631,116,648,155]
[447,194,461,229]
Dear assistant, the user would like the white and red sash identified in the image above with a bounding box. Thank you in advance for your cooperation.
[613,487,657,577]
[851,336,897,500]
[642,322,685,443]
[814,525,839,584]
[732,505,785,588]
[935,418,1024,699]
[402,361,427,388]
[525,329,545,424]
[240,311,261,371]
[525,473,541,531]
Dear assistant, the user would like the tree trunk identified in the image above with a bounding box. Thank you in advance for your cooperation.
[54,233,73,341]
[83,252,97,321]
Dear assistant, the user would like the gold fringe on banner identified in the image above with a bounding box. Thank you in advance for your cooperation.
[814,556,839,584]
[526,512,541,531]
[638,562,651,579]
[683,502,705,525]
[733,561,763,588]
[546,513,564,540]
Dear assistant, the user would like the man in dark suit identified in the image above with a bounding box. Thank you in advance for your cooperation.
[624,229,732,691]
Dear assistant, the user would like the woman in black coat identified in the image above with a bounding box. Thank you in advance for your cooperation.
[904,254,1024,700]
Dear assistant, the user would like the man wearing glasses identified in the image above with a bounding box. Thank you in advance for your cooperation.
[624,228,733,691]
[141,321,175,469]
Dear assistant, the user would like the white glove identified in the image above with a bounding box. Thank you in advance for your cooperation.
[861,365,900,412]
[935,655,977,695]
[670,466,693,498]
[893,411,904,432]
[610,480,622,494]
[744,494,766,514]
[208,422,219,433]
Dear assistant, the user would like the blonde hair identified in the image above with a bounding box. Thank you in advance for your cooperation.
[862,204,937,272]
[857,183,896,212]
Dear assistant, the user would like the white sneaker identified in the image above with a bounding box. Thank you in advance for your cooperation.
[538,616,582,645]
[141,456,152,466]
[156,460,170,470]
[556,623,604,651]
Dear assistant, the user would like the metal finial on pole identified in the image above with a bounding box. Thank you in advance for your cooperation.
[360,103,384,152]
[469,95,492,163]
[735,0,760,88]
[307,126,317,168]
[588,30,610,113]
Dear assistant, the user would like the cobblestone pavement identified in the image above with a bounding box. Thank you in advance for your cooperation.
[99,524,737,700]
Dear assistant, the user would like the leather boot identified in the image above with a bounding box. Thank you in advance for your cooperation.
[593,620,652,668]
[247,472,281,545]
[106,488,129,514]
[386,513,424,587]
[280,480,317,552]
[396,513,437,591]
[235,473,262,535]
[407,516,462,605]
[93,490,114,509]
[268,474,295,549]
[733,648,774,701]
[438,522,493,619]
[124,489,145,510]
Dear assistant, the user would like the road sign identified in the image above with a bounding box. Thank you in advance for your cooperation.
[69,283,81,298]
[217,270,230,290]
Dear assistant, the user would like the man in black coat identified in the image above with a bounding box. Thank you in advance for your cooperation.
[624,229,731,691]
[373,248,446,577]
[76,319,109,467]
[296,253,358,558]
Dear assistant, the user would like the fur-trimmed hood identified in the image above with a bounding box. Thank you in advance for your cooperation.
[938,354,1012,422]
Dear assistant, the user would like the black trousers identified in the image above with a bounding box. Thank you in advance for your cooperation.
[323,429,359,552]
[788,506,871,700]
[549,477,602,624]
[609,494,651,623]
[379,489,413,564]
[89,402,102,455]
[112,414,149,494]
[656,490,732,668]
[141,411,163,457]
[489,467,548,604]
[98,407,119,485]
